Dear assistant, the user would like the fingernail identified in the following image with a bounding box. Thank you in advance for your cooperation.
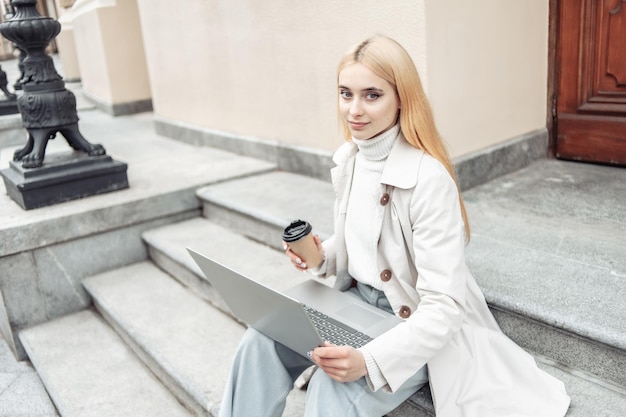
[295,258,302,265]
[282,243,287,250]
[301,263,307,269]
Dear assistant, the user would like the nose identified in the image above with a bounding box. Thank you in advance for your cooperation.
[349,98,364,117]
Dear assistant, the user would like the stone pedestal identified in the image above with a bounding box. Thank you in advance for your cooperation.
[0,0,130,210]
[1,151,129,210]
[0,100,19,116]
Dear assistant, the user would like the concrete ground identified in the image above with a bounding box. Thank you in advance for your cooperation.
[0,335,58,417]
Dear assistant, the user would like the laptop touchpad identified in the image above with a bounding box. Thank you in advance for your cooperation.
[336,303,388,328]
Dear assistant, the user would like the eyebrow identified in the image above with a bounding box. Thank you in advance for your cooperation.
[338,85,385,93]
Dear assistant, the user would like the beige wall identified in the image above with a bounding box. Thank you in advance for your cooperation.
[56,20,81,81]
[425,1,550,157]
[72,9,109,99]
[137,0,549,157]
[137,0,426,152]
[70,0,151,105]
[55,0,83,81]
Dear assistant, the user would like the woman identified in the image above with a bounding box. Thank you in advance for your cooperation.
[218,35,570,417]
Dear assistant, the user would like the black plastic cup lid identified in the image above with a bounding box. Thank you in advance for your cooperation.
[282,219,312,242]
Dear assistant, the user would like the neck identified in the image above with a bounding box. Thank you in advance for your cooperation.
[352,124,399,161]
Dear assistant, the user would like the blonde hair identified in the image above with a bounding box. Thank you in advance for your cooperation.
[337,35,470,240]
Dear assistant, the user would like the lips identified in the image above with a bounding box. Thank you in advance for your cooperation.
[348,121,369,129]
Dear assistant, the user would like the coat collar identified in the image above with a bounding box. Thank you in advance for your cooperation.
[332,134,425,190]
[381,134,424,189]
[332,141,358,166]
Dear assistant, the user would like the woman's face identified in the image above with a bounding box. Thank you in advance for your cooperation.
[338,62,400,140]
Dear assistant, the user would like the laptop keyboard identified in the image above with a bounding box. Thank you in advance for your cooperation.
[302,305,372,348]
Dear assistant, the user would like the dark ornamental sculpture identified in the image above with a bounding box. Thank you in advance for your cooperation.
[12,45,26,91]
[0,0,129,209]
[0,65,16,99]
[0,0,104,168]
[0,64,18,115]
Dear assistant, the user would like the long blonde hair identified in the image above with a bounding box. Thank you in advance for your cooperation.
[337,35,470,240]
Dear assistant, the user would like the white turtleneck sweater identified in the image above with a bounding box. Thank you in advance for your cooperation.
[345,125,399,289]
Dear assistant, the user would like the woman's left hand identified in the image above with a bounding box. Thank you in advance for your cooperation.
[309,342,368,383]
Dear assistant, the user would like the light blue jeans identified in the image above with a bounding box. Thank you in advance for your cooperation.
[217,283,429,417]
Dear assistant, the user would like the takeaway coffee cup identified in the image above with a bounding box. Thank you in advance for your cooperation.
[282,219,323,268]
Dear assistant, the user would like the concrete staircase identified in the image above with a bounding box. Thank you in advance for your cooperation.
[16,155,626,415]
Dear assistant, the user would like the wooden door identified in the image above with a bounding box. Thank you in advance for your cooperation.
[555,0,626,166]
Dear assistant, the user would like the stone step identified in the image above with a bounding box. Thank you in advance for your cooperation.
[463,159,626,391]
[0,335,58,417]
[194,163,626,389]
[15,214,624,417]
[142,217,318,315]
[197,170,335,252]
[19,309,194,417]
[140,216,625,416]
[82,261,348,417]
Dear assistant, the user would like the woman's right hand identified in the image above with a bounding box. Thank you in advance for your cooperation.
[283,235,324,271]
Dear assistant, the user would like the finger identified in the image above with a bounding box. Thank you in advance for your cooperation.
[314,346,348,360]
[315,358,344,373]
[292,255,307,270]
[318,362,356,383]
[283,247,308,270]
[283,245,296,259]
[292,260,307,271]
[313,235,324,251]
[320,366,346,379]
[282,244,297,258]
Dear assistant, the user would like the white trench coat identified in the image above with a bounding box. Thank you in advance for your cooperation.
[317,135,570,417]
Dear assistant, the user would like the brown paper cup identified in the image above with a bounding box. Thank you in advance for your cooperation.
[282,220,323,268]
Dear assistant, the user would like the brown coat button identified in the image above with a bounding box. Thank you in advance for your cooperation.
[399,306,412,318]
[380,192,390,205]
[380,269,392,282]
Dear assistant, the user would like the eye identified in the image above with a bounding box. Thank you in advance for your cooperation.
[366,92,380,100]
[340,90,352,100]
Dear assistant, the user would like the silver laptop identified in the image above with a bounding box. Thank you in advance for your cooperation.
[187,248,402,359]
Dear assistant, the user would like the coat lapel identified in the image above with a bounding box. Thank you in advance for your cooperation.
[380,136,423,189]
[330,142,357,290]
[331,142,358,214]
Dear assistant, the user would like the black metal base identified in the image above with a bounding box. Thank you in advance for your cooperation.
[0,99,19,115]
[1,151,129,210]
